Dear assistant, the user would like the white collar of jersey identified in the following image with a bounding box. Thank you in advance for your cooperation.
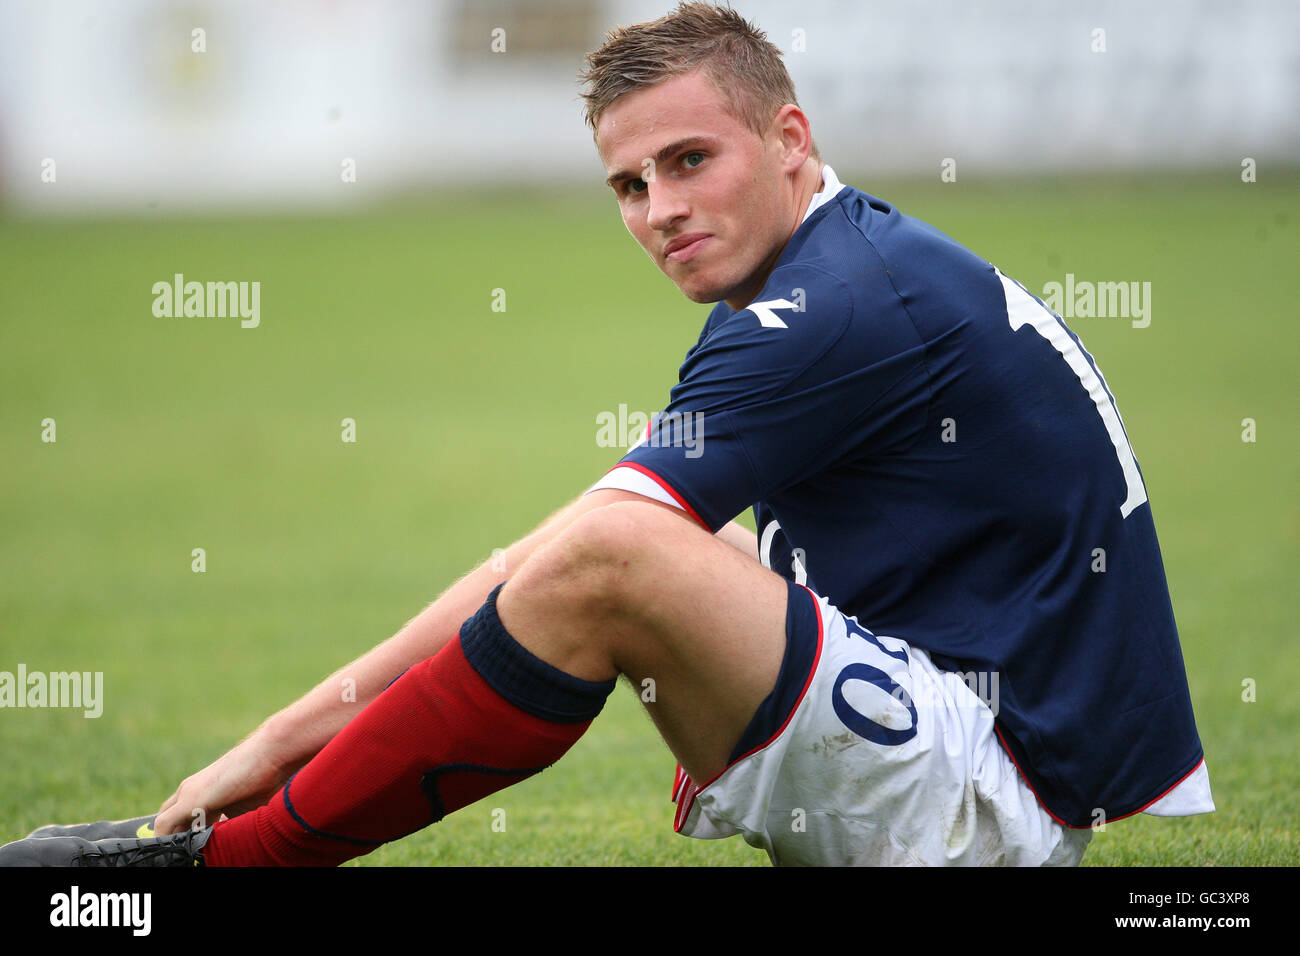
[800,164,845,225]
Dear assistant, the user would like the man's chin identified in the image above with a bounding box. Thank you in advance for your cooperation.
[681,288,723,305]
[671,276,734,305]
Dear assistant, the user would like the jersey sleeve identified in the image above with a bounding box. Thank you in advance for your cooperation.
[589,261,926,531]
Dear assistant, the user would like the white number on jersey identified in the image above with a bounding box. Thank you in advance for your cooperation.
[997,269,1148,518]
[759,518,808,585]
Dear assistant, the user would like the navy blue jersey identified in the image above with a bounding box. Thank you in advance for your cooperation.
[606,184,1204,827]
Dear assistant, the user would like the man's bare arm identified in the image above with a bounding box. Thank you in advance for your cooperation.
[716,519,759,562]
[155,488,753,833]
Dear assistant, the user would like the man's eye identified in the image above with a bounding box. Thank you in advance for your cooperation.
[626,178,647,195]
[683,152,705,169]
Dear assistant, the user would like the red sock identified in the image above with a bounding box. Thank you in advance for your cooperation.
[204,586,614,866]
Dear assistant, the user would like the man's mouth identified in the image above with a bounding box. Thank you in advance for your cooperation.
[663,233,711,263]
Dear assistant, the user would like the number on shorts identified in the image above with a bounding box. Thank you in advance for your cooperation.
[831,618,917,746]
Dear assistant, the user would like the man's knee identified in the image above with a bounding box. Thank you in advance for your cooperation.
[513,500,690,616]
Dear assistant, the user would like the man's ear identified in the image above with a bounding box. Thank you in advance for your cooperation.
[772,104,814,172]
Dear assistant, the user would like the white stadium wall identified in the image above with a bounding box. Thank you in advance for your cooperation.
[0,0,1295,213]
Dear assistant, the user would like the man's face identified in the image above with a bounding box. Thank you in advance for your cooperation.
[596,70,795,309]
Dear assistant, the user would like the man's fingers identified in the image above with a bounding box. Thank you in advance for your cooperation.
[154,802,197,836]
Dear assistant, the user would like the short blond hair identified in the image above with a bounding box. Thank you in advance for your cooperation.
[579,2,816,157]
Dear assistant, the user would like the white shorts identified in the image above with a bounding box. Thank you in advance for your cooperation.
[671,587,1091,866]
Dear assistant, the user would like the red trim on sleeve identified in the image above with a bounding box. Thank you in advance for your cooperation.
[603,461,711,531]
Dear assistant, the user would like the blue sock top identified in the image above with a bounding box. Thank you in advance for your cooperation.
[459,583,617,724]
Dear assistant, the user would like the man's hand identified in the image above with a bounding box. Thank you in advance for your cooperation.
[150,483,756,834]
[148,488,628,832]
[154,734,296,835]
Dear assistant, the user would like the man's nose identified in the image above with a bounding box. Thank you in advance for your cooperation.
[645,180,688,232]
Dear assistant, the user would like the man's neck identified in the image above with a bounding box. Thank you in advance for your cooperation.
[793,159,826,225]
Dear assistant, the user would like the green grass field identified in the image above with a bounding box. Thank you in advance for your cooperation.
[1,172,1296,865]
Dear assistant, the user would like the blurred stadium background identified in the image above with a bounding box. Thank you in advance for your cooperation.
[2,0,1297,208]
[0,1,1295,866]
